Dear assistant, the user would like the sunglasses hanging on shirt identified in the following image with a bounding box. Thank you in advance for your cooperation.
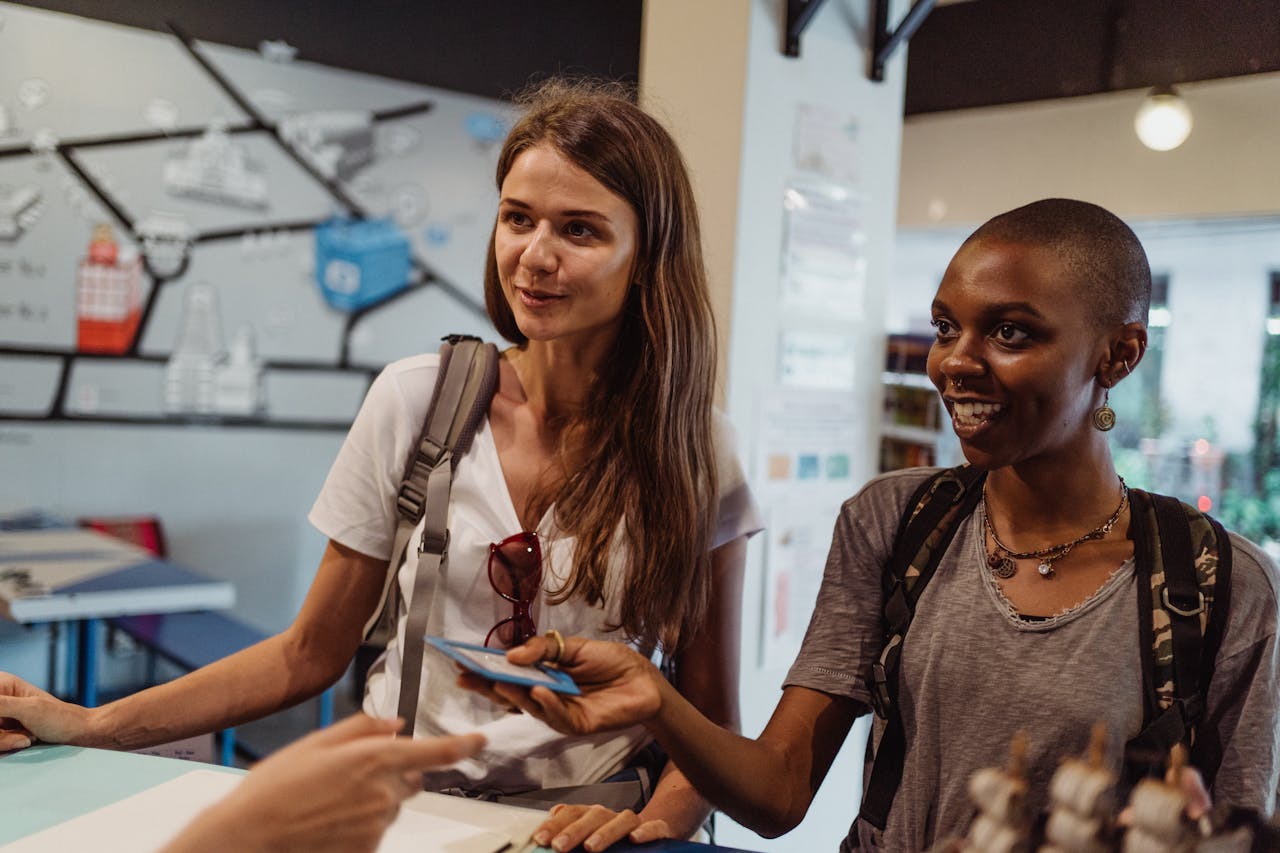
[485,531,542,648]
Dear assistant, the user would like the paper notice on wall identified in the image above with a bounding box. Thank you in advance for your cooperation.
[755,387,860,668]
[793,102,860,184]
[762,502,840,670]
[779,329,856,390]
[780,181,867,319]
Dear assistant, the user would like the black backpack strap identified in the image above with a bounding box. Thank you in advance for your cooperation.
[859,465,985,830]
[1156,493,1206,721]
[1195,513,1233,788]
[1122,489,1229,788]
[357,335,500,736]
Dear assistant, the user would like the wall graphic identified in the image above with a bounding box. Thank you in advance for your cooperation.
[0,4,506,431]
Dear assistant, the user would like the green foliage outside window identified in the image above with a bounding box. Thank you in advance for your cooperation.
[1220,467,1280,544]
[1252,331,1280,492]
[1219,331,1280,544]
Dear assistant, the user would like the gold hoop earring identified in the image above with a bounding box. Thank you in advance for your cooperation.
[1092,389,1116,431]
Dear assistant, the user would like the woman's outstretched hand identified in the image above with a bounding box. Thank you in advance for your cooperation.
[458,635,664,735]
[0,671,93,751]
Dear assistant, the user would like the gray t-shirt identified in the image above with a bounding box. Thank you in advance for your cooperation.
[785,467,1280,852]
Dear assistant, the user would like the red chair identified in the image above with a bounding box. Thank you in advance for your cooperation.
[78,515,167,558]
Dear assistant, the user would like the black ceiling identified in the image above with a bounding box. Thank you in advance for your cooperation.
[19,0,1278,117]
[11,0,644,100]
[905,0,1280,115]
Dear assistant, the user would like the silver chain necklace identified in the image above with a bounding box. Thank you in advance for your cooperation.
[983,477,1129,579]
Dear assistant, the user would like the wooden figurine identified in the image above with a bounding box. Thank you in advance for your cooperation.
[1039,723,1118,853]
[1121,745,1198,853]
[960,731,1035,853]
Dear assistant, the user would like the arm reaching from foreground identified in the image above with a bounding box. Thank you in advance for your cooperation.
[163,713,485,853]
[461,635,864,838]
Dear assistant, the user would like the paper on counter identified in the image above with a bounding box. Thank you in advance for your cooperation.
[4,769,536,853]
[0,528,153,592]
[0,527,152,558]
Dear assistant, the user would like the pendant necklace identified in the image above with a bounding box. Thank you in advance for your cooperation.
[983,478,1128,579]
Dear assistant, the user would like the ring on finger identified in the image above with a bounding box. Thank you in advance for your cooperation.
[544,628,565,667]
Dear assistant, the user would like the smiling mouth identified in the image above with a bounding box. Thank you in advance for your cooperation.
[518,288,566,307]
[950,400,1005,428]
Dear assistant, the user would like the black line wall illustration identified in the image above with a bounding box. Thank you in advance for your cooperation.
[0,5,505,431]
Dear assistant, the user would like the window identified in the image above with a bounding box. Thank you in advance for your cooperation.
[1111,273,1168,448]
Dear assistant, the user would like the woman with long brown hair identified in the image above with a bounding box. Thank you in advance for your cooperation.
[0,79,761,850]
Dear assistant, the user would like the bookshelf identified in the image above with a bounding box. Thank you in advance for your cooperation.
[879,333,957,472]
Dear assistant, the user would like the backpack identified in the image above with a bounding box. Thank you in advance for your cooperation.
[858,464,1234,831]
[360,334,500,736]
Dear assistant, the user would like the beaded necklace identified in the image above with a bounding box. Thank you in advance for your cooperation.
[983,478,1129,579]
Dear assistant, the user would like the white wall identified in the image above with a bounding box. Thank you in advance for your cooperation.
[723,4,906,846]
[0,423,342,631]
[898,71,1280,227]
[639,0,751,399]
[646,0,909,848]
[0,5,504,648]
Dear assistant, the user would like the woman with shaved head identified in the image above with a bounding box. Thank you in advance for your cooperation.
[464,199,1280,851]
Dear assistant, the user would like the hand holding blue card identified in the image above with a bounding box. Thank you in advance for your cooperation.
[426,635,581,695]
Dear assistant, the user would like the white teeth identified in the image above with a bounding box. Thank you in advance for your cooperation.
[953,401,1004,422]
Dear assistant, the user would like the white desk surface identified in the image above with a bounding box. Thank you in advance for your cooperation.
[0,745,547,852]
[0,527,234,622]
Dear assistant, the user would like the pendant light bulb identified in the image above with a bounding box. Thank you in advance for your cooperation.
[1134,86,1193,152]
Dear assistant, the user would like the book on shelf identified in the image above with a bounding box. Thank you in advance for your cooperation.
[879,436,936,471]
[880,334,939,473]
[883,384,939,430]
[884,332,933,375]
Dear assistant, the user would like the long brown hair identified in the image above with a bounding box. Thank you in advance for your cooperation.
[483,79,718,652]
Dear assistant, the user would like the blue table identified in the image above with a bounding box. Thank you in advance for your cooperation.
[0,526,235,705]
[0,745,242,844]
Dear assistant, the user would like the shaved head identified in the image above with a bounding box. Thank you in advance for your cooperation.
[964,198,1151,326]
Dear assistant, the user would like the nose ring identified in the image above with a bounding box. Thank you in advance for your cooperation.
[950,377,965,392]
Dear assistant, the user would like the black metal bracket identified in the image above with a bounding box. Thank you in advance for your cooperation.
[784,0,829,57]
[871,0,936,81]
[786,0,935,80]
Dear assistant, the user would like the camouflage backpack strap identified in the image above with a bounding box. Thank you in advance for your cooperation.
[1124,488,1232,788]
[859,464,986,831]
[892,464,988,600]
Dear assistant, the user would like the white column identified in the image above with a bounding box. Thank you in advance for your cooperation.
[642,1,909,848]
[640,0,752,399]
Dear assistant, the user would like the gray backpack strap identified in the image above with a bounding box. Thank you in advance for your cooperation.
[361,335,499,736]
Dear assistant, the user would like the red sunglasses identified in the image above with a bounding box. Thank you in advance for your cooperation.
[485,531,542,648]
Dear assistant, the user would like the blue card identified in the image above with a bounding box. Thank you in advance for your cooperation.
[426,635,581,695]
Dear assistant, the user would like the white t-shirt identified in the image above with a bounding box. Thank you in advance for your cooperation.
[310,352,764,792]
